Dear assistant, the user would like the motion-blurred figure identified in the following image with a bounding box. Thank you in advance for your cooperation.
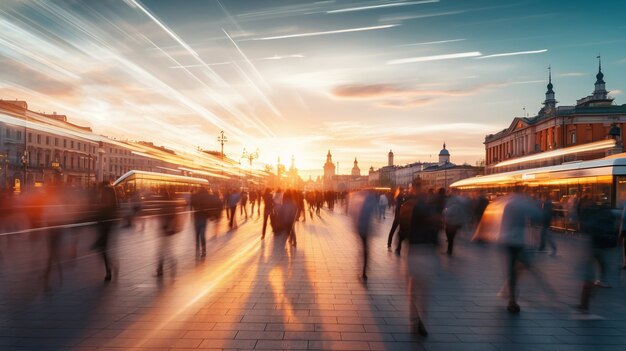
[228,189,240,229]
[240,190,248,219]
[92,181,118,281]
[191,187,211,257]
[349,189,378,282]
[620,204,626,270]
[538,194,556,255]
[278,190,298,246]
[401,179,439,336]
[387,187,407,253]
[499,187,551,313]
[42,187,65,291]
[249,189,258,217]
[262,188,274,239]
[443,189,469,256]
[378,192,388,220]
[156,190,181,277]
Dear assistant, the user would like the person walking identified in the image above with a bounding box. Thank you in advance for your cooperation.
[249,189,258,217]
[240,190,248,219]
[538,194,556,255]
[387,187,407,252]
[228,189,240,229]
[156,190,181,277]
[261,188,274,239]
[92,181,118,281]
[378,192,388,220]
[349,190,378,282]
[402,179,439,336]
[443,190,468,256]
[499,187,552,313]
[191,187,211,257]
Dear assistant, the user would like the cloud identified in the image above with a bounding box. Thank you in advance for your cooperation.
[377,98,433,109]
[331,83,497,99]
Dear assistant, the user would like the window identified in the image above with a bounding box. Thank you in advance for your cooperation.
[77,142,81,150]
[5,129,9,138]
[55,138,58,146]
[63,139,67,148]
[570,131,576,144]
[28,133,32,143]
[46,136,50,145]
[37,135,41,144]
[17,131,22,140]
[71,141,74,148]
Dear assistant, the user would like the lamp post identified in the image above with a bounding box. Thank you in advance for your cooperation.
[241,148,259,187]
[218,131,228,159]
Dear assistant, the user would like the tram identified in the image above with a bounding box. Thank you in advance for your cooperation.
[113,170,209,201]
[450,155,626,230]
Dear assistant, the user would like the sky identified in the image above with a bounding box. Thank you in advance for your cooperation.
[0,0,625,179]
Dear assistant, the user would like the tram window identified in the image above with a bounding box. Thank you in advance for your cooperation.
[616,176,626,208]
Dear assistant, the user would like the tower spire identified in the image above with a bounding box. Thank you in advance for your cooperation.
[543,64,556,113]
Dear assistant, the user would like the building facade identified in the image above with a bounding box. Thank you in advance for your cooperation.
[485,60,625,174]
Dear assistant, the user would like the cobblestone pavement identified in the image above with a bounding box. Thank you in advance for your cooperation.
[1,207,625,350]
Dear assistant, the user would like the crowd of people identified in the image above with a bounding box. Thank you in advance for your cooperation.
[1,179,626,338]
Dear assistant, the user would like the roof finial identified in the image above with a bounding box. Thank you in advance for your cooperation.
[548,64,552,83]
[443,142,446,149]
[597,54,602,72]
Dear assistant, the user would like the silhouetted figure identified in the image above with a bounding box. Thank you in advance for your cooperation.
[42,187,65,291]
[279,190,298,246]
[262,188,274,239]
[387,187,407,252]
[402,179,439,337]
[249,189,258,217]
[240,190,248,219]
[156,190,181,277]
[92,181,118,281]
[228,190,240,229]
[577,194,616,311]
[538,194,556,255]
[191,187,211,257]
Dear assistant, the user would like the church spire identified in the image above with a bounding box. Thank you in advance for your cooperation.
[543,65,556,112]
[593,54,608,100]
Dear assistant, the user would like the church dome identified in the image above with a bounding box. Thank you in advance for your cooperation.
[439,143,449,156]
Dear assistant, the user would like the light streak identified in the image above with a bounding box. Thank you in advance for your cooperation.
[128,238,262,348]
[494,139,616,168]
[327,0,439,13]
[253,24,399,40]
[398,38,466,47]
[476,49,548,59]
[387,51,482,65]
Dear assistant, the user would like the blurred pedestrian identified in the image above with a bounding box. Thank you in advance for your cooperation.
[402,179,439,336]
[228,189,240,229]
[249,189,258,217]
[349,189,378,282]
[499,187,552,313]
[191,187,211,257]
[156,190,181,277]
[378,192,388,220]
[387,187,407,253]
[538,193,556,255]
[262,188,274,239]
[92,181,118,281]
[279,190,298,246]
[443,189,468,256]
[240,190,248,219]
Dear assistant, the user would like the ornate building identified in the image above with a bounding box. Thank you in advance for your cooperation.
[485,58,626,174]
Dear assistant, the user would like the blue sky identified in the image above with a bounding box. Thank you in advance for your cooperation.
[0,0,625,177]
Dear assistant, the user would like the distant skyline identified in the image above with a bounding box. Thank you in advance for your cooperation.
[1,0,625,178]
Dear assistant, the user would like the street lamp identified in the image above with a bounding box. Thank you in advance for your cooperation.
[241,147,259,166]
[241,148,259,187]
[218,131,228,159]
